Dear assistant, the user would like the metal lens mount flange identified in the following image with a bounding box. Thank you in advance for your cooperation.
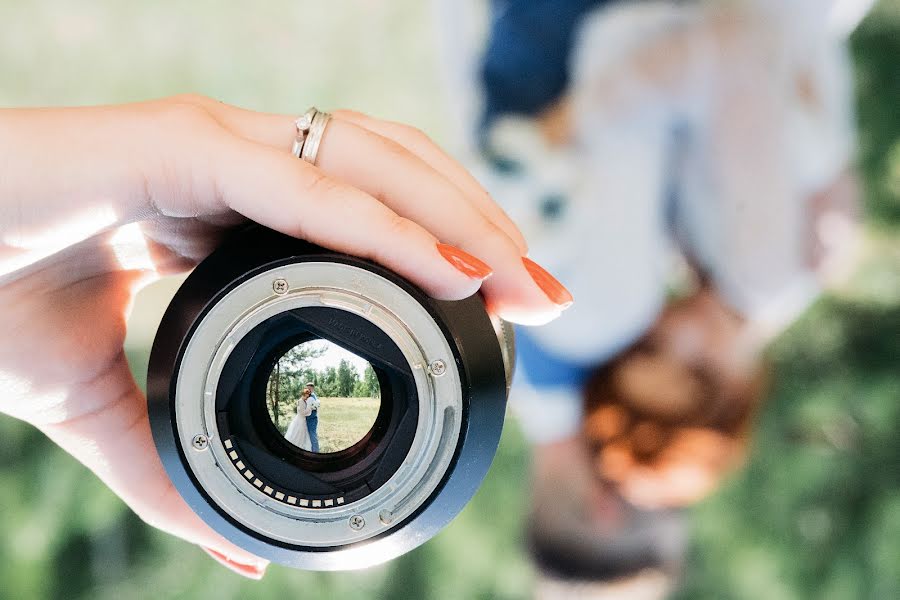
[147,226,510,570]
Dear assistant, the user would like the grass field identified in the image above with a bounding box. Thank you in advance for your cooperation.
[315,397,381,454]
[268,396,379,453]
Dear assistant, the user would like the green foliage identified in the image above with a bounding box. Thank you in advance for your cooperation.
[317,365,338,397]
[363,365,379,397]
[265,343,324,428]
[266,346,380,433]
[269,344,377,395]
[673,293,900,600]
[335,359,358,398]
[851,0,900,228]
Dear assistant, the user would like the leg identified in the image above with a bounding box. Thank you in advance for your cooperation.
[306,414,319,453]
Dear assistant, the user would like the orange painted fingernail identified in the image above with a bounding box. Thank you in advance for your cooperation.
[202,546,267,580]
[522,257,574,308]
[437,244,493,280]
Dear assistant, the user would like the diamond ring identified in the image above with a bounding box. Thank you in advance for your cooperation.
[290,107,317,159]
[291,107,332,166]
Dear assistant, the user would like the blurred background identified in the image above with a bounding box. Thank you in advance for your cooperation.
[0,1,897,598]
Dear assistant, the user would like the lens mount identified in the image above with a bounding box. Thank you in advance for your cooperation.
[177,260,464,547]
[148,226,510,570]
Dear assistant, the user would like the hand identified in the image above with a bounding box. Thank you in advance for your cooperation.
[0,95,573,578]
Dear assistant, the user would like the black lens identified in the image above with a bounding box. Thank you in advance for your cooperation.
[148,226,510,569]
[214,306,418,506]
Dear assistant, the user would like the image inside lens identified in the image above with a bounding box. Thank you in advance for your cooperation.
[265,339,381,454]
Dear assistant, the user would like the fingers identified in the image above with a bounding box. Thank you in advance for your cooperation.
[331,109,528,253]
[164,96,572,323]
[314,119,567,323]
[185,99,524,249]
[211,135,485,301]
[38,355,268,578]
[202,547,266,580]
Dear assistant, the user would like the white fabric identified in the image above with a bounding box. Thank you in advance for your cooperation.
[479,111,671,364]
[283,398,312,451]
[571,0,858,322]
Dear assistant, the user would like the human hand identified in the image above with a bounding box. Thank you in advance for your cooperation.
[0,95,572,578]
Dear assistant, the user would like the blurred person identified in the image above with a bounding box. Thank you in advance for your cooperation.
[433,0,871,595]
[305,381,321,452]
[0,95,572,579]
[284,389,314,451]
[581,287,766,509]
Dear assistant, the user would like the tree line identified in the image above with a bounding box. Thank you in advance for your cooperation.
[266,343,380,428]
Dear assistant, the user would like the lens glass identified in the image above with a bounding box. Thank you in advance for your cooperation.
[265,340,381,454]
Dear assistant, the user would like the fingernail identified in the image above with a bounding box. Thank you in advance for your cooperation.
[202,546,267,580]
[437,244,493,280]
[522,257,574,308]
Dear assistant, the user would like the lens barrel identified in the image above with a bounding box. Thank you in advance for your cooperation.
[147,226,511,570]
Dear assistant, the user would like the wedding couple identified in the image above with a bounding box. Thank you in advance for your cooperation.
[283,383,321,452]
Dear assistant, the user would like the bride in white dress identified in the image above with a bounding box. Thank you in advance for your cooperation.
[283,389,313,451]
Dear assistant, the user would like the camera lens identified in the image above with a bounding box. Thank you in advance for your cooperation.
[212,303,421,510]
[148,226,514,570]
[264,340,381,455]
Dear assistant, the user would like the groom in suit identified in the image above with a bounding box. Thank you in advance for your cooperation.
[305,382,320,453]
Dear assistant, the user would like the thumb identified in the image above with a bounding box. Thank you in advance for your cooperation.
[36,354,269,574]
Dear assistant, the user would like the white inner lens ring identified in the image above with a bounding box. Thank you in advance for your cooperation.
[174,262,463,548]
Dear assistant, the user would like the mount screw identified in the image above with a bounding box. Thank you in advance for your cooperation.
[272,278,289,295]
[191,434,209,451]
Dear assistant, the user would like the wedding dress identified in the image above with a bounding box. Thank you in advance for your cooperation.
[283,398,312,451]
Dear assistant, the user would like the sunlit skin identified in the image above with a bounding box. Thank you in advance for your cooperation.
[0,95,572,578]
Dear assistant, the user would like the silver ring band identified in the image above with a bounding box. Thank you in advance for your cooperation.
[291,107,317,158]
[299,110,332,165]
[290,132,307,158]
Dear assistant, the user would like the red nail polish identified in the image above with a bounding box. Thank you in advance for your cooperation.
[522,257,574,308]
[437,244,493,280]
